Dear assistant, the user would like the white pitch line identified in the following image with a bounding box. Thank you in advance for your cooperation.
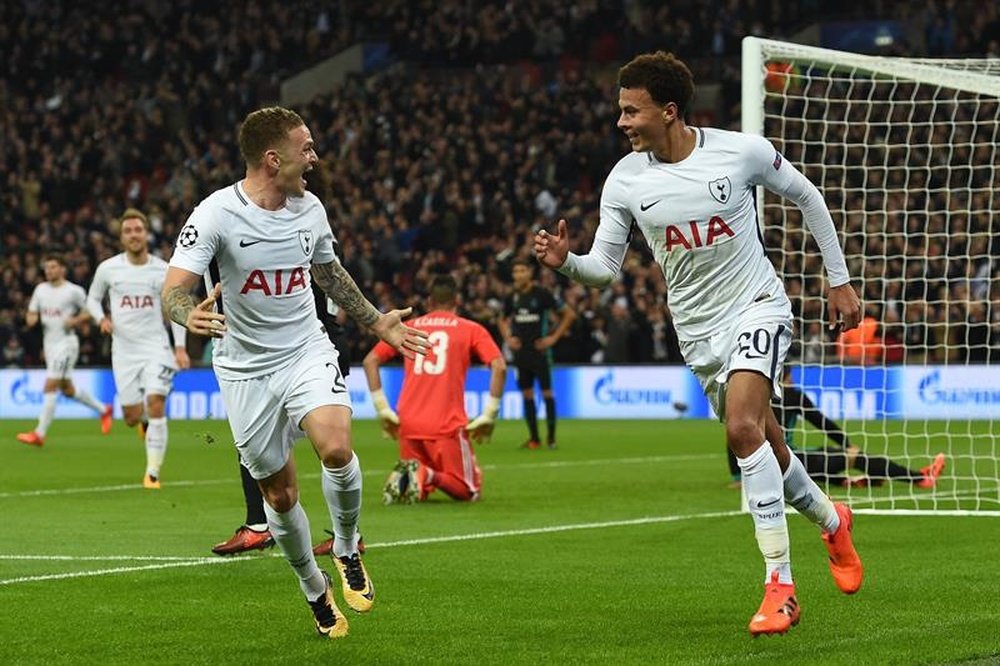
[363,510,745,548]
[0,558,236,586]
[0,454,715,499]
[0,554,220,562]
[0,509,744,586]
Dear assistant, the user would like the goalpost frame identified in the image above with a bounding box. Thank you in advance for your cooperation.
[739,36,1000,517]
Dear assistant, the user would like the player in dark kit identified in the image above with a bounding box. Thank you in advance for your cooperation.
[498,258,576,449]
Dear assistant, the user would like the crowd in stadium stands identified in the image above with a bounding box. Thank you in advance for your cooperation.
[1,0,998,368]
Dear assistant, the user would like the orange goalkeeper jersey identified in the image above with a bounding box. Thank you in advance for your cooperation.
[372,310,502,439]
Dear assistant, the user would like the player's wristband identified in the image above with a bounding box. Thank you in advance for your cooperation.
[371,389,392,413]
[482,395,501,420]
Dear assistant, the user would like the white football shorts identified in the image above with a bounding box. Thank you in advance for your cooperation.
[44,337,79,380]
[679,295,792,421]
[218,344,351,480]
[112,346,177,406]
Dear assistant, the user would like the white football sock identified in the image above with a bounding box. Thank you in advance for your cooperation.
[782,453,840,533]
[144,417,168,478]
[72,389,105,413]
[321,453,362,558]
[738,442,792,585]
[263,501,327,599]
[36,392,58,437]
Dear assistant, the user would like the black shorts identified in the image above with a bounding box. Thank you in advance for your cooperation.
[515,357,552,391]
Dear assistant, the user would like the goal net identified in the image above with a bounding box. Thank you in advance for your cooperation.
[742,37,1000,515]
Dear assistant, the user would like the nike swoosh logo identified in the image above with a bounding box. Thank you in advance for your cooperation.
[639,200,661,212]
[756,497,782,509]
[239,238,284,247]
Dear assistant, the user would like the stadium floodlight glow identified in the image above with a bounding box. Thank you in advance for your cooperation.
[742,37,1000,516]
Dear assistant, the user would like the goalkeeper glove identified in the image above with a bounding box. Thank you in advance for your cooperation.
[371,389,400,439]
[467,395,501,443]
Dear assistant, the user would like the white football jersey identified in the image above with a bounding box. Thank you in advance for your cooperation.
[28,281,86,351]
[87,253,174,356]
[169,181,336,380]
[598,128,795,341]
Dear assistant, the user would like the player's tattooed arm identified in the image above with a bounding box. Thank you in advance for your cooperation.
[162,268,226,337]
[311,260,380,329]
[163,285,199,328]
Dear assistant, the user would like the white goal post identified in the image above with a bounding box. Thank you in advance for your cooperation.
[741,37,1000,516]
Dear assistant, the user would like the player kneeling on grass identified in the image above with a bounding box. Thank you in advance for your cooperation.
[366,274,506,504]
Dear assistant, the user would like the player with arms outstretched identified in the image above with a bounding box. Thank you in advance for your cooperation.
[87,209,190,488]
[534,51,863,636]
[16,255,112,446]
[369,274,507,503]
[162,107,427,639]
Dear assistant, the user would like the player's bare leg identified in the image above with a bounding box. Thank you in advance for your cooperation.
[303,405,373,613]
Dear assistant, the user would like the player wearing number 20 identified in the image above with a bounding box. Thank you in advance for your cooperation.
[533,51,864,637]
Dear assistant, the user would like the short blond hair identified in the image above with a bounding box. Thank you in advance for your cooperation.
[238,106,304,166]
[120,208,149,231]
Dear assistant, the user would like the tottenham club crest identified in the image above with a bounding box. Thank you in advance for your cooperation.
[298,229,313,255]
[708,177,732,204]
[178,225,199,248]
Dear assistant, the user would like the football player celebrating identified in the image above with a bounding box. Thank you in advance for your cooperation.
[163,106,427,638]
[87,209,190,488]
[534,51,863,636]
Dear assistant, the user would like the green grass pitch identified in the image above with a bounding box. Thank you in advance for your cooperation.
[2,417,999,664]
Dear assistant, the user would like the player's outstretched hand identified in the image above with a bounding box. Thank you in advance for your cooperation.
[371,307,429,360]
[827,283,862,331]
[534,219,570,270]
[99,317,114,335]
[187,283,227,338]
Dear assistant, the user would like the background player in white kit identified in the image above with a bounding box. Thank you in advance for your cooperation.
[17,255,112,446]
[534,51,864,637]
[87,209,191,489]
[162,107,427,639]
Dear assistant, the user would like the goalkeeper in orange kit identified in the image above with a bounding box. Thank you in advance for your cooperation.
[369,274,507,503]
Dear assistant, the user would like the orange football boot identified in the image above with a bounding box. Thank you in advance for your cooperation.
[916,453,946,489]
[313,531,366,557]
[821,502,863,594]
[212,525,275,556]
[100,405,113,435]
[749,571,800,637]
[16,431,44,447]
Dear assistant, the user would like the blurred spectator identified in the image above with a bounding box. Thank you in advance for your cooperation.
[836,306,884,365]
[0,0,995,368]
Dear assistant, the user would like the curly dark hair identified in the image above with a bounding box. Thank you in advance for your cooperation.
[618,51,695,113]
